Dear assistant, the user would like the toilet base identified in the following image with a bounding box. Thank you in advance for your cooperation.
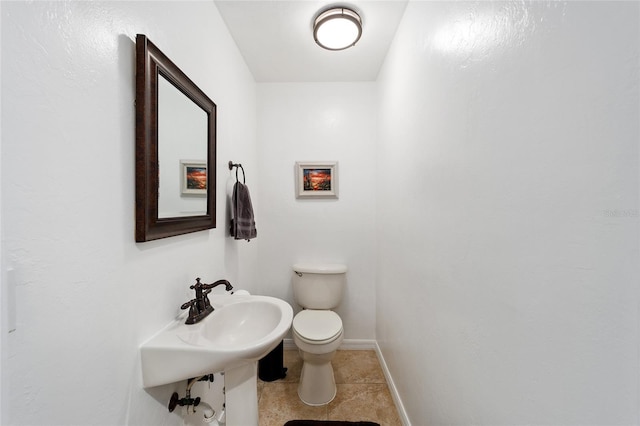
[297,351,337,406]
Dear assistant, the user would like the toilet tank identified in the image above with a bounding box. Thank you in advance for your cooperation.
[292,263,347,309]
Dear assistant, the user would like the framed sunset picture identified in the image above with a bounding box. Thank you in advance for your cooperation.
[180,160,207,195]
[295,161,338,199]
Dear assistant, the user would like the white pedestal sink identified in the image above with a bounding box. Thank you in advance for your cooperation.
[140,294,293,424]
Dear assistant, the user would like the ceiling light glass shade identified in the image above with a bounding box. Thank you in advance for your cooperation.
[313,7,362,51]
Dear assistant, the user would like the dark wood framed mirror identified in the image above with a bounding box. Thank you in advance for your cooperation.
[135,34,216,242]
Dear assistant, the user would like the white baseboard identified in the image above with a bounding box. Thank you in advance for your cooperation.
[374,342,411,426]
[340,338,378,350]
[283,338,296,350]
[282,338,410,425]
[283,338,377,350]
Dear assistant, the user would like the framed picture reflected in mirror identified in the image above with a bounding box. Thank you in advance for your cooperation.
[181,160,207,195]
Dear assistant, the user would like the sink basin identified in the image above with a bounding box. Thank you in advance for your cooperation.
[140,294,293,388]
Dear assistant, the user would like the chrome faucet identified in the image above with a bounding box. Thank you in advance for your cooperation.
[181,278,234,324]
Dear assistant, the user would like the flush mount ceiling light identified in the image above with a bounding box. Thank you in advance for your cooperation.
[313,7,362,51]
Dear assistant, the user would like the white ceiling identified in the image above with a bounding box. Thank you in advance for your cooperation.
[214,1,408,82]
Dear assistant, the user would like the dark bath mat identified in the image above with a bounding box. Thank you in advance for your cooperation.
[284,421,380,426]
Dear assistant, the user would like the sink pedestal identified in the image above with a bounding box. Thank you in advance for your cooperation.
[225,362,259,425]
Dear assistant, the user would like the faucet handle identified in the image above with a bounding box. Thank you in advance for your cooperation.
[189,277,203,290]
[180,299,197,310]
[180,298,204,325]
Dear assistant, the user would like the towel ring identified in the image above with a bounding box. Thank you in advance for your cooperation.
[228,161,246,184]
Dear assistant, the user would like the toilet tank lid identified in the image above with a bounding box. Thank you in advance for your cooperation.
[293,263,347,274]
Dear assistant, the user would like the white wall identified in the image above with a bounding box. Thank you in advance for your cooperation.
[377,1,639,425]
[1,1,257,424]
[256,83,377,340]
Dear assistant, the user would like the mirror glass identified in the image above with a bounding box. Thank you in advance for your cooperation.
[135,34,217,242]
[157,75,208,218]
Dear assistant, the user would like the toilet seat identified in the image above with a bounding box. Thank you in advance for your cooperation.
[293,310,343,343]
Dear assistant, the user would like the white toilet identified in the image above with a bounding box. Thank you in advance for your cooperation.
[291,263,347,406]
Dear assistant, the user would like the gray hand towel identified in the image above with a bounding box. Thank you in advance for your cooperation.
[231,181,257,241]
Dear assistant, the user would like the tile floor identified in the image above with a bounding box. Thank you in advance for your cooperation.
[258,349,403,426]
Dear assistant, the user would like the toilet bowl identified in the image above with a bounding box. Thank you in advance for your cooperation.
[292,310,344,405]
[291,264,347,406]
